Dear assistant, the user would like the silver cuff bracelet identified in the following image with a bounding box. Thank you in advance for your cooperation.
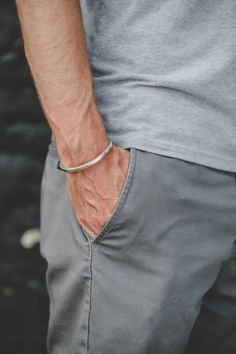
[57,139,113,173]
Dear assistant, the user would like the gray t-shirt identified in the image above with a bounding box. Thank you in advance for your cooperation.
[80,0,236,172]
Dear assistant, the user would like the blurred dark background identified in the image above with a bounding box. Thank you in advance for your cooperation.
[0,1,51,353]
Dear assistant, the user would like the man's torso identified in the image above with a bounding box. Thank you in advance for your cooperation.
[80,0,236,172]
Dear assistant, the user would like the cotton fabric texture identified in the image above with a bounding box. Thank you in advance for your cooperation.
[40,142,236,354]
[79,0,236,172]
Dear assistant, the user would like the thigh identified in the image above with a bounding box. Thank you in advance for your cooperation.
[185,245,236,354]
[40,141,236,354]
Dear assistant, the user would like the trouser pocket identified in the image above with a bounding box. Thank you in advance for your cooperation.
[80,147,137,243]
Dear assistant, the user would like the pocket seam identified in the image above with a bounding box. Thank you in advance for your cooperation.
[89,147,137,247]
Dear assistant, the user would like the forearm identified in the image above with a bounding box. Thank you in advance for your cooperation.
[15,0,108,165]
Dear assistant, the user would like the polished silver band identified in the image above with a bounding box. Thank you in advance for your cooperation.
[57,139,113,173]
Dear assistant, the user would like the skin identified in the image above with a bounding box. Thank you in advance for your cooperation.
[15,0,130,239]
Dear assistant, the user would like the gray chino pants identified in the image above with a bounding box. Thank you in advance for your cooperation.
[40,141,236,354]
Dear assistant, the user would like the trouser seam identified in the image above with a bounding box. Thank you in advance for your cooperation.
[86,241,93,354]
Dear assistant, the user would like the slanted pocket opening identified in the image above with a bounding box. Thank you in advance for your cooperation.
[46,137,137,244]
[80,147,137,243]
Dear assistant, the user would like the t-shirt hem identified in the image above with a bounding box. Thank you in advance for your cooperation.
[111,137,236,173]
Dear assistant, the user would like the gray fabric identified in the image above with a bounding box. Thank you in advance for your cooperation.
[78,0,236,172]
[40,142,236,354]
[185,248,236,354]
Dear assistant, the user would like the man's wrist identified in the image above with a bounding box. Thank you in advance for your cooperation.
[57,139,113,173]
[59,132,110,168]
[54,117,109,168]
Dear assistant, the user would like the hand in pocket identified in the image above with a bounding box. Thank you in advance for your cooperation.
[66,145,130,239]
